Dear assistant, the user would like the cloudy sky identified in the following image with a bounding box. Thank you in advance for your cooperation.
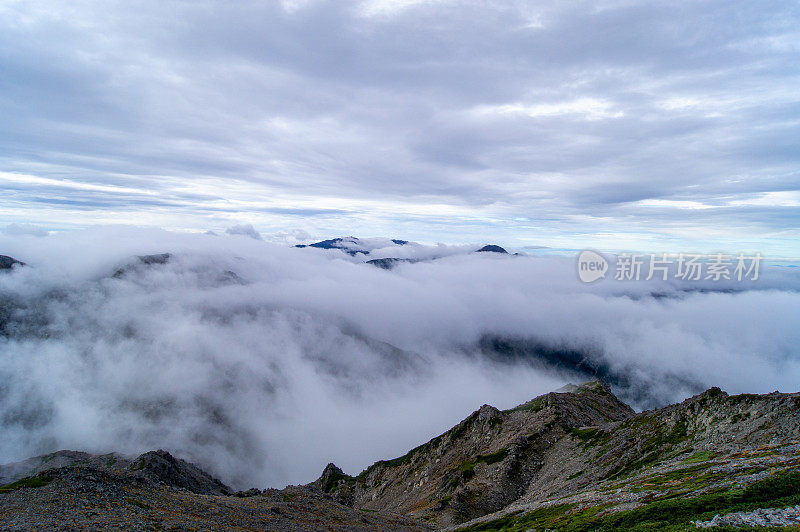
[1,0,799,255]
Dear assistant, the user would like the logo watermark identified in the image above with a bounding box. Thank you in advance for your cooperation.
[577,250,609,283]
[577,251,762,283]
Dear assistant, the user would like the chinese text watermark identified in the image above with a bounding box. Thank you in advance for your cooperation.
[577,251,762,283]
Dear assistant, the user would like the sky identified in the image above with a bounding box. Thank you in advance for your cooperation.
[1,0,799,255]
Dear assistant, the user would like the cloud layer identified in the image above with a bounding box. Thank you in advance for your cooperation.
[1,1,799,253]
[1,228,798,488]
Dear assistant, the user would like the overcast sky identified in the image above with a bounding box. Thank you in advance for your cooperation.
[1,0,798,255]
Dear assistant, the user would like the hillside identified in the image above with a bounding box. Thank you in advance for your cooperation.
[314,382,800,530]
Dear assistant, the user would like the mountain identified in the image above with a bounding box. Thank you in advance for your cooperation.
[292,237,516,265]
[314,382,800,529]
[295,236,372,255]
[0,449,429,531]
[312,381,634,527]
[0,255,25,270]
[476,245,508,254]
[3,383,799,530]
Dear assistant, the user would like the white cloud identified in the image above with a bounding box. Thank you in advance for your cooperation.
[0,227,798,488]
[472,98,624,120]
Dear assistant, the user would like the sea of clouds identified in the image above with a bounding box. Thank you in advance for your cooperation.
[0,226,798,488]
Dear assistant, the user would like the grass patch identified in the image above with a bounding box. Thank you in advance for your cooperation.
[682,451,715,464]
[608,416,691,479]
[458,469,800,531]
[570,427,611,449]
[506,397,546,414]
[0,474,54,494]
[451,449,510,485]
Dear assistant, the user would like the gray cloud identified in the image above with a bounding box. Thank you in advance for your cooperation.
[0,0,798,254]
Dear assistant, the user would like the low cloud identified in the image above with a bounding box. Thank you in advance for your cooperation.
[225,224,263,240]
[0,228,798,489]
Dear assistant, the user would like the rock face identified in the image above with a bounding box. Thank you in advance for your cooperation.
[0,255,25,270]
[314,463,352,501]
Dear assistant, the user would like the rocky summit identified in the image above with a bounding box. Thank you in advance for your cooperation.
[2,382,800,530]
[0,255,24,270]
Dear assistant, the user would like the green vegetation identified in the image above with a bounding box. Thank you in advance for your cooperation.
[570,427,611,448]
[320,468,353,492]
[129,458,146,471]
[0,474,54,494]
[682,450,715,464]
[608,415,691,479]
[450,449,510,485]
[728,393,761,405]
[506,397,546,414]
[458,469,800,531]
[450,414,477,441]
[479,449,510,465]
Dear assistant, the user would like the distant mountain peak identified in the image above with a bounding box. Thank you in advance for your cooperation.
[0,255,25,270]
[476,244,508,253]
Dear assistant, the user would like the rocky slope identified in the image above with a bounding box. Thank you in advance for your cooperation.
[0,450,430,531]
[313,381,634,528]
[314,382,800,530]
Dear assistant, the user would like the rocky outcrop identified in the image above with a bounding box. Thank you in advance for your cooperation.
[694,505,800,528]
[316,381,634,527]
[112,253,172,277]
[0,255,25,270]
[129,449,231,495]
[316,382,800,529]
[295,237,370,256]
[366,257,418,270]
[0,461,431,531]
[0,449,231,496]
